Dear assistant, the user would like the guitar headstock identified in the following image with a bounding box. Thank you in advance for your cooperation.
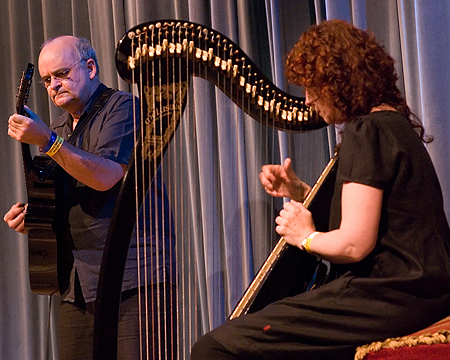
[16,63,34,115]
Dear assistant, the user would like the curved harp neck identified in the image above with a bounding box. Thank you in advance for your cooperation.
[116,20,326,132]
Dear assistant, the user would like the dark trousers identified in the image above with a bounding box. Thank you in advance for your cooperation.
[59,282,177,360]
[191,334,240,360]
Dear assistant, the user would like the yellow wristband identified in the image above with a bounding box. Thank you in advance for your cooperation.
[301,231,319,253]
[45,135,64,157]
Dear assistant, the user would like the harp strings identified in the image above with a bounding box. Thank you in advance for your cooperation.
[132,24,190,359]
[132,25,277,359]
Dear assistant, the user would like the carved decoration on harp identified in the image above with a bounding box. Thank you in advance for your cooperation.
[93,20,328,360]
[142,81,188,160]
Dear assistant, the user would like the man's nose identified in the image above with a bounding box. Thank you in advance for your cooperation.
[48,76,62,89]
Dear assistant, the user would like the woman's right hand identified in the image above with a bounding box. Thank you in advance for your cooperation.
[3,202,27,235]
[259,158,310,201]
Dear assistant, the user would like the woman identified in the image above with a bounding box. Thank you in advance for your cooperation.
[191,19,450,360]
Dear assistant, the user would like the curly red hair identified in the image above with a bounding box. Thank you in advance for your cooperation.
[286,19,430,142]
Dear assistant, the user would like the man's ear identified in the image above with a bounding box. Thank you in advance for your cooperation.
[86,59,97,79]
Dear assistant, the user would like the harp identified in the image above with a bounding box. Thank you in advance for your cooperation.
[93,20,332,359]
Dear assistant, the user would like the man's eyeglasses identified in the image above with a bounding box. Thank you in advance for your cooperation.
[39,59,87,88]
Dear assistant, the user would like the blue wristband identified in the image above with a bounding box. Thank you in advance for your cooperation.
[41,131,57,153]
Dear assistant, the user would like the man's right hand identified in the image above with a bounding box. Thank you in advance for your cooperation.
[3,202,27,235]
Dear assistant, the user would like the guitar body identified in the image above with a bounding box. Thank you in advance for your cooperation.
[17,64,59,295]
[23,153,58,295]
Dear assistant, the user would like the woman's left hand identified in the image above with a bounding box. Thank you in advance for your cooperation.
[275,200,315,248]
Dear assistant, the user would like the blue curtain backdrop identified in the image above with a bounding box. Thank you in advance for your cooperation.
[0,0,449,359]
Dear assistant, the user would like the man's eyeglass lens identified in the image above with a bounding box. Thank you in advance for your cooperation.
[39,59,86,88]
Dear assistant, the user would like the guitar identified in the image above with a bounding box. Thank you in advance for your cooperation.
[16,63,59,295]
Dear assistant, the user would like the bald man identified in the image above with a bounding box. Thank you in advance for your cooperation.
[5,36,176,360]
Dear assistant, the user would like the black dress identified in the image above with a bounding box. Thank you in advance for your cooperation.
[200,111,450,360]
